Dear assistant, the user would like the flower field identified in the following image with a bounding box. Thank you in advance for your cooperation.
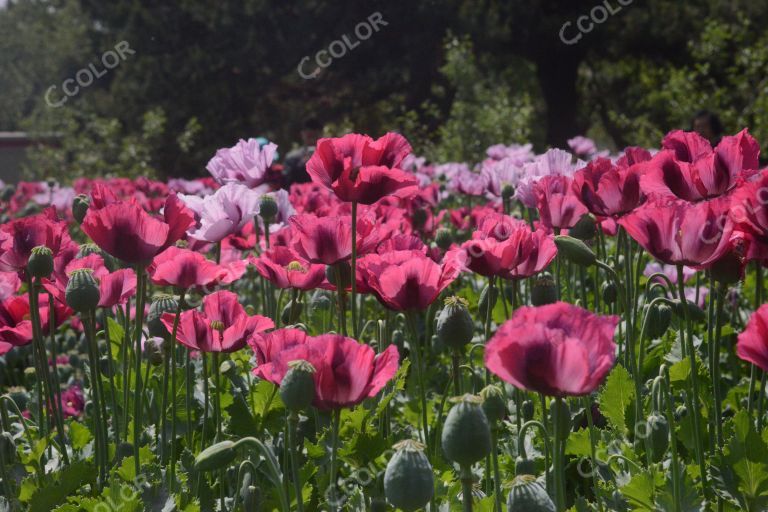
[2,129,768,512]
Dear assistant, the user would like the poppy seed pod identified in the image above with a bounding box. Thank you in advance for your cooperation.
[76,243,102,258]
[506,474,556,512]
[644,303,672,339]
[65,268,100,312]
[601,281,617,304]
[436,296,474,351]
[384,440,434,512]
[72,194,90,224]
[259,195,279,222]
[553,235,596,267]
[645,413,670,463]
[194,440,238,471]
[279,360,316,412]
[147,294,179,338]
[530,272,557,306]
[441,394,492,466]
[568,214,597,241]
[521,399,535,422]
[27,245,54,278]
[435,228,453,250]
[479,384,507,424]
[501,183,515,201]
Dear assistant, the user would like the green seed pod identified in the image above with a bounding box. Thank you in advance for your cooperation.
[325,262,351,289]
[279,360,316,412]
[568,214,597,241]
[441,394,492,466]
[259,195,279,222]
[281,299,304,325]
[549,400,571,439]
[501,184,515,201]
[506,474,556,512]
[147,294,179,338]
[194,440,239,471]
[515,456,537,476]
[645,413,669,463]
[479,384,507,424]
[0,431,16,463]
[530,272,557,306]
[435,228,454,250]
[310,290,332,312]
[384,439,434,511]
[436,296,474,351]
[65,268,100,312]
[1,185,16,202]
[76,243,101,258]
[673,298,706,323]
[144,337,164,366]
[8,389,29,412]
[72,194,90,224]
[241,484,260,512]
[411,208,428,230]
[99,356,113,377]
[478,285,499,320]
[645,303,672,339]
[521,400,535,422]
[601,281,617,304]
[553,235,597,267]
[27,246,54,278]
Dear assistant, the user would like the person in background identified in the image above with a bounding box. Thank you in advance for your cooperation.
[691,110,724,146]
[283,118,323,187]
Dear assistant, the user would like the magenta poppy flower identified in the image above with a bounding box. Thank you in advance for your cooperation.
[0,208,74,276]
[571,158,644,217]
[534,175,589,231]
[149,246,243,290]
[161,290,273,353]
[499,226,558,280]
[82,194,194,265]
[737,305,768,372]
[206,138,278,187]
[0,293,71,354]
[619,196,734,268]
[641,129,760,202]
[251,246,326,291]
[61,384,85,418]
[307,132,417,204]
[729,170,768,262]
[44,254,137,309]
[250,328,399,410]
[289,214,381,266]
[485,302,618,397]
[357,249,462,311]
[0,272,20,301]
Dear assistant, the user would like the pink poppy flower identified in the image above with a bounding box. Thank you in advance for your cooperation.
[250,328,399,410]
[82,193,194,265]
[149,246,243,290]
[534,175,589,230]
[357,250,462,311]
[206,138,278,187]
[571,158,644,217]
[619,196,733,268]
[161,290,273,353]
[485,302,618,396]
[251,246,326,291]
[737,304,768,372]
[307,132,417,204]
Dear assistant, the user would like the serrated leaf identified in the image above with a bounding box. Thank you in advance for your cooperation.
[29,461,95,512]
[68,421,92,451]
[621,471,655,510]
[598,365,635,432]
[565,428,593,457]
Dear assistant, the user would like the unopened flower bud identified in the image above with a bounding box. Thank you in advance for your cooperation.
[72,194,90,224]
[554,235,596,267]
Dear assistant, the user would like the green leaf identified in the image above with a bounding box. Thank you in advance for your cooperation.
[226,389,258,438]
[565,428,593,458]
[722,410,768,509]
[29,461,96,512]
[598,365,636,433]
[106,317,125,358]
[620,471,656,511]
[68,421,92,451]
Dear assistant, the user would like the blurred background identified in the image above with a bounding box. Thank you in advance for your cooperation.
[1,0,767,181]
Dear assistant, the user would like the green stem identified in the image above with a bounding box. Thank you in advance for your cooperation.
[132,267,147,476]
[490,428,503,512]
[676,265,708,491]
[663,366,682,512]
[406,312,430,454]
[351,201,358,338]
[712,283,726,449]
[583,396,603,512]
[328,408,341,512]
[452,350,463,396]
[287,412,305,512]
[460,464,474,512]
[552,397,566,512]
[169,298,183,491]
